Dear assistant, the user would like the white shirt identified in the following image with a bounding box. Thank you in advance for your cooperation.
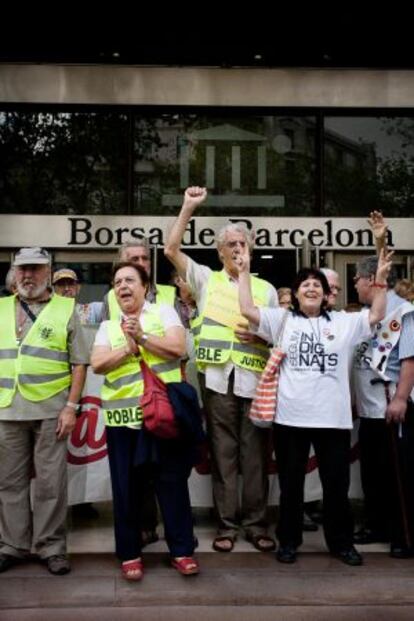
[94,301,183,346]
[186,258,278,398]
[255,307,372,429]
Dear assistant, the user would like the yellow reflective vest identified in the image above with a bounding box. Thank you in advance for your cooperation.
[196,271,271,373]
[108,284,175,321]
[0,294,74,406]
[101,304,182,427]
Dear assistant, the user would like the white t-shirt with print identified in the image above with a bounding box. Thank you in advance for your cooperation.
[255,307,372,429]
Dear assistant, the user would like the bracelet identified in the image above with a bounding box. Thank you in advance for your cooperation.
[138,333,148,346]
[66,401,80,411]
[373,282,388,289]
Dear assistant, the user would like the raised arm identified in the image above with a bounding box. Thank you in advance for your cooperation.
[368,210,388,255]
[164,186,207,278]
[234,245,261,327]
[368,248,394,326]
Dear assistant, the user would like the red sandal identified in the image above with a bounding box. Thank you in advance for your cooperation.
[171,556,199,576]
[121,558,144,581]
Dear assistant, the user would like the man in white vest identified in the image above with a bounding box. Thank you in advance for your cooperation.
[353,255,414,557]
[165,187,278,553]
[0,248,89,575]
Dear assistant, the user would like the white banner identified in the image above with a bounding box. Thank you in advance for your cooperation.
[67,368,362,506]
[1,214,413,250]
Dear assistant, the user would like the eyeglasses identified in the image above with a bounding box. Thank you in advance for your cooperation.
[330,285,342,293]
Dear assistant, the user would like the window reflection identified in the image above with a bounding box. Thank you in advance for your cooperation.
[324,117,414,217]
[0,111,128,214]
[133,115,317,217]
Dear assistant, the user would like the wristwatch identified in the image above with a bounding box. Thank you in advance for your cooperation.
[66,401,80,412]
[138,333,148,346]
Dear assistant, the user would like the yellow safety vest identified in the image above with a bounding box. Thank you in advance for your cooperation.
[196,271,271,373]
[108,284,175,321]
[0,294,74,406]
[102,304,182,427]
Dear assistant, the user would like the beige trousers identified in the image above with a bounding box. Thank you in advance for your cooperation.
[0,418,68,559]
[199,373,271,539]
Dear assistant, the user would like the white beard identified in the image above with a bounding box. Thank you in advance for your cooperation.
[16,281,48,301]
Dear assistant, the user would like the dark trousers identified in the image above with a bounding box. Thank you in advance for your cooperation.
[274,423,354,553]
[359,402,414,547]
[106,426,195,561]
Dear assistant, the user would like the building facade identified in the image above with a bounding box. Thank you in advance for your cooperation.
[1,62,414,306]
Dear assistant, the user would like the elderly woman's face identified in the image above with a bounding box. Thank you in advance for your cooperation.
[295,277,325,315]
[113,266,146,313]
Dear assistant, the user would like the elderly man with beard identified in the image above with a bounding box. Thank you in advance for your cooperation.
[0,248,88,575]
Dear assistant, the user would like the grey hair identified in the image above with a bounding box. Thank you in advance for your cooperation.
[356,255,397,288]
[5,267,16,293]
[117,238,150,260]
[216,222,255,252]
[320,267,339,280]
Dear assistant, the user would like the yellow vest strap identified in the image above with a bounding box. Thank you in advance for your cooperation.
[104,371,143,390]
[102,397,140,410]
[198,339,231,350]
[20,344,69,362]
[18,372,69,385]
[0,349,18,360]
[0,378,14,389]
[233,342,267,356]
[202,317,223,327]
[151,359,181,374]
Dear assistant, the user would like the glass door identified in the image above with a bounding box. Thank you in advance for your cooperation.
[334,253,411,310]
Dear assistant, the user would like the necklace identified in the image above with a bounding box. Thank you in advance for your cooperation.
[307,316,321,343]
[307,316,325,374]
[16,305,29,340]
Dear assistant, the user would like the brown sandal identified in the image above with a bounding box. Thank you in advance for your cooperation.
[246,533,276,552]
[212,536,235,552]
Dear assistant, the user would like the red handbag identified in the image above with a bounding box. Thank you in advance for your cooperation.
[139,360,179,439]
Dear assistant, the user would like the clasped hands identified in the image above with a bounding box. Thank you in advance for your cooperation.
[122,316,144,355]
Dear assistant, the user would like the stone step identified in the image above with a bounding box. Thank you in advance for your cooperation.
[1,553,414,614]
[2,605,414,621]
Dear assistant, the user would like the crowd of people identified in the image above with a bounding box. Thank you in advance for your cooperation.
[0,186,414,583]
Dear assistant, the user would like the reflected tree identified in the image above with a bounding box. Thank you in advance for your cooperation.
[0,111,129,214]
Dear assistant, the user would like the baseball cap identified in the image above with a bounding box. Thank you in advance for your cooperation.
[52,268,78,285]
[13,247,51,267]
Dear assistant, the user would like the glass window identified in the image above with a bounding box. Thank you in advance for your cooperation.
[53,262,112,303]
[134,114,318,216]
[324,116,414,217]
[0,110,129,215]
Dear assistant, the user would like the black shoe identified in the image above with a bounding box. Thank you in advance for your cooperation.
[0,553,17,573]
[302,512,318,532]
[353,528,388,545]
[276,545,297,564]
[390,544,414,559]
[332,546,363,566]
